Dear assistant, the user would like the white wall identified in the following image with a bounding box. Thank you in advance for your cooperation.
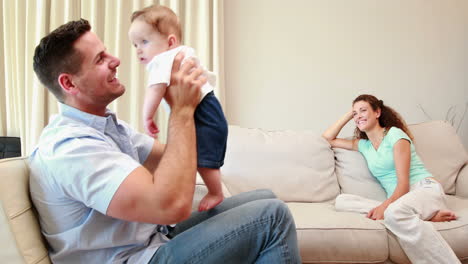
[224,0,468,148]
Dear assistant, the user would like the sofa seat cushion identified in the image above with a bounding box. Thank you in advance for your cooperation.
[222,126,339,202]
[388,195,468,263]
[288,202,388,263]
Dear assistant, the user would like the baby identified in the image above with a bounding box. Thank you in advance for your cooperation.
[129,5,228,211]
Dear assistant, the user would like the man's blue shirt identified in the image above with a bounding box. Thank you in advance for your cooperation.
[29,103,167,264]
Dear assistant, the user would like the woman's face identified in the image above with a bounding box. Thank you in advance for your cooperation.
[352,100,381,132]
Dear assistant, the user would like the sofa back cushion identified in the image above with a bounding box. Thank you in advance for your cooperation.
[0,157,51,264]
[334,148,387,201]
[456,165,468,198]
[409,121,468,194]
[222,126,339,202]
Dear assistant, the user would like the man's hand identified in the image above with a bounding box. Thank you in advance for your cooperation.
[164,52,207,114]
[367,203,388,220]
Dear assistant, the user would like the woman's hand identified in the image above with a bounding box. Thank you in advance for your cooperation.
[367,202,389,220]
[322,108,358,151]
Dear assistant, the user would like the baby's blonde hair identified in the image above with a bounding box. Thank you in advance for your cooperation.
[131,5,182,41]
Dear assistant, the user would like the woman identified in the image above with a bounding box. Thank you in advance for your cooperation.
[323,94,459,264]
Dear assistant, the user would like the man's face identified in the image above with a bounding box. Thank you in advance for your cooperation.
[71,31,125,109]
[128,19,170,64]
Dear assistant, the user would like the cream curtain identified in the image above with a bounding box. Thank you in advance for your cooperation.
[0,0,225,154]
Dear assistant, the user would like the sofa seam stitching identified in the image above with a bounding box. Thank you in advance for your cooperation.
[9,206,31,219]
[30,253,49,264]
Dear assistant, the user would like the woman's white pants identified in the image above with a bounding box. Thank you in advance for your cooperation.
[335,178,460,264]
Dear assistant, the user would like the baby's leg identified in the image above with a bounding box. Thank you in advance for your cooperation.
[198,167,224,212]
[194,93,228,212]
[335,193,381,214]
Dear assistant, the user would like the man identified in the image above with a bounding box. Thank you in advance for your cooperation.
[30,19,301,263]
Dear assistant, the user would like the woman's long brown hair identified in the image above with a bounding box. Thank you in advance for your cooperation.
[353,94,413,140]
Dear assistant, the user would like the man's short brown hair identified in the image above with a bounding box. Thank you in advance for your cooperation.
[33,19,91,102]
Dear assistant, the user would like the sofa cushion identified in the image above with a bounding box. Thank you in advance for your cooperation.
[409,121,468,194]
[387,195,468,263]
[456,164,468,198]
[0,202,24,263]
[334,148,387,201]
[222,126,340,202]
[0,157,50,264]
[288,202,388,263]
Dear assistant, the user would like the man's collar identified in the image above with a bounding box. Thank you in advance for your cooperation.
[58,103,118,132]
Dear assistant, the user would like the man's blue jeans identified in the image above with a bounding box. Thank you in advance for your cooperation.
[149,189,301,263]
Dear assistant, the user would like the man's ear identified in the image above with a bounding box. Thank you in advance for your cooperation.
[167,34,179,48]
[58,73,79,95]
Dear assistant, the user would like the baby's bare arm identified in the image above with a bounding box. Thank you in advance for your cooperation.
[143,83,167,122]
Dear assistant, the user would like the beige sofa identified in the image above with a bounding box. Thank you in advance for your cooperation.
[1,120,467,263]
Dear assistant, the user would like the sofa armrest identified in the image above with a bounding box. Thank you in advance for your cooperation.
[456,163,468,198]
[0,202,24,263]
[0,157,51,264]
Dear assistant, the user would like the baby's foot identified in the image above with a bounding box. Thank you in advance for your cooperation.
[430,210,457,222]
[198,193,224,212]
